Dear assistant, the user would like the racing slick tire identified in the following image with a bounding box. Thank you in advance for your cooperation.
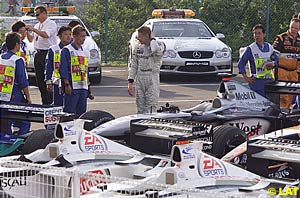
[213,125,247,158]
[22,129,55,154]
[79,110,115,131]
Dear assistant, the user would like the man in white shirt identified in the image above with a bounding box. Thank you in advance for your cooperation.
[26,5,57,105]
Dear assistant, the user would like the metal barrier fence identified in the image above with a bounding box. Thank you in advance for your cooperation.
[0,160,262,198]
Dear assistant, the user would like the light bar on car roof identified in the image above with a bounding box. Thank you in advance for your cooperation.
[152,8,195,18]
[20,6,76,13]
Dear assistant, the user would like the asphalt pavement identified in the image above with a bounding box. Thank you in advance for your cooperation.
[30,65,243,130]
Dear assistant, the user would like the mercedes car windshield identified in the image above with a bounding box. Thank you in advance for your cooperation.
[152,21,214,38]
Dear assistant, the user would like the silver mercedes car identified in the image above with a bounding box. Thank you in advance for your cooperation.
[129,9,232,76]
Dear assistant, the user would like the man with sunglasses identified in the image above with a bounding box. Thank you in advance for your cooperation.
[26,5,57,105]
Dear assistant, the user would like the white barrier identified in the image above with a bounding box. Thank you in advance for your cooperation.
[0,160,262,198]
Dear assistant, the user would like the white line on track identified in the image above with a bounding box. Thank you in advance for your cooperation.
[103,69,127,72]
[90,83,220,88]
[88,99,200,104]
[91,82,248,88]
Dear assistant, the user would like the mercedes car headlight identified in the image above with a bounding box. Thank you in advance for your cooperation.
[215,48,230,58]
[163,50,177,58]
[90,49,99,59]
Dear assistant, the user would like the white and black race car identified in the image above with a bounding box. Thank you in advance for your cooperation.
[222,125,300,181]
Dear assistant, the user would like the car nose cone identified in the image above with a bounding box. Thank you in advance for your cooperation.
[193,51,201,58]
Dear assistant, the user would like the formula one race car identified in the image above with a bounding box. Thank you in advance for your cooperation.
[0,118,297,198]
[80,76,300,157]
[222,125,300,180]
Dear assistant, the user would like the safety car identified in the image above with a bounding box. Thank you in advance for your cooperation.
[128,8,232,76]
[0,118,297,197]
[20,6,102,83]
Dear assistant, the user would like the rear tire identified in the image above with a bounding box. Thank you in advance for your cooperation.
[22,129,54,154]
[79,110,115,131]
[213,125,247,158]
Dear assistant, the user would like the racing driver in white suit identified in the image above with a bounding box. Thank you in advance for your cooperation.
[128,26,165,114]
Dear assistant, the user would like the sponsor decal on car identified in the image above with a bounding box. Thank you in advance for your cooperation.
[82,132,107,152]
[80,169,110,195]
[199,154,226,177]
[233,154,247,166]
[0,176,27,189]
[44,106,63,126]
[181,145,196,160]
[268,165,291,179]
[227,84,236,91]
[226,119,270,138]
[235,91,256,100]
[63,125,76,136]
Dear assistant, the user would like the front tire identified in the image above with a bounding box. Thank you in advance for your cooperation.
[22,129,54,154]
[213,125,247,158]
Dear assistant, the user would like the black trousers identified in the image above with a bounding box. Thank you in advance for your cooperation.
[34,50,53,105]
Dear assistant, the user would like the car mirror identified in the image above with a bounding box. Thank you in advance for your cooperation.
[216,33,225,39]
[91,31,100,38]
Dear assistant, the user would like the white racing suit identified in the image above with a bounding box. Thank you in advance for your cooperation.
[128,39,165,114]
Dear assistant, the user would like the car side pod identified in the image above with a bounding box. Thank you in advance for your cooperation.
[147,140,261,190]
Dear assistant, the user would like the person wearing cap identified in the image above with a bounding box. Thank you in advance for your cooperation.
[45,26,72,106]
[273,17,300,109]
[238,24,277,97]
[25,5,57,105]
[128,26,165,114]
[59,25,89,118]
[0,32,31,134]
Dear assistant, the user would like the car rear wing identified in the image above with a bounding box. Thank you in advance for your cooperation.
[265,80,300,95]
[129,118,213,155]
[0,101,73,129]
[247,138,300,178]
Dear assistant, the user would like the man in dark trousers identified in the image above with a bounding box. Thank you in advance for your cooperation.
[59,25,89,118]
[0,33,31,134]
[26,5,57,105]
[45,26,72,106]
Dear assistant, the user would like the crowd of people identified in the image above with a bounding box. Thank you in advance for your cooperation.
[0,5,91,134]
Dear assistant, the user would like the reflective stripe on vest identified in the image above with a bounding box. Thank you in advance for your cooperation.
[0,55,20,101]
[65,45,89,90]
[50,45,61,83]
[249,42,274,79]
[15,51,29,66]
